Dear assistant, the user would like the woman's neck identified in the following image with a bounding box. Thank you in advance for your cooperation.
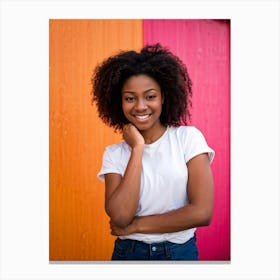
[140,124,167,144]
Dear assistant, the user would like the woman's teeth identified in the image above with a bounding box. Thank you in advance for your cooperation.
[135,114,150,120]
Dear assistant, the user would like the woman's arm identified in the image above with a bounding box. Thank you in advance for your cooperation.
[110,153,214,235]
[104,124,144,228]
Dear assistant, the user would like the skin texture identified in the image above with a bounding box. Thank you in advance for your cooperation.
[104,74,214,235]
[121,75,166,143]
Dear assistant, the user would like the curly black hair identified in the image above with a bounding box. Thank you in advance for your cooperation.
[91,43,192,131]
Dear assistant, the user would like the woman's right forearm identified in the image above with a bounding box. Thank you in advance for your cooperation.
[106,145,143,228]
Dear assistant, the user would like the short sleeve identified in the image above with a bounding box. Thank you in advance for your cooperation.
[97,147,122,182]
[184,127,215,164]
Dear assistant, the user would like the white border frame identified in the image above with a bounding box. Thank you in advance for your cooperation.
[1,0,279,279]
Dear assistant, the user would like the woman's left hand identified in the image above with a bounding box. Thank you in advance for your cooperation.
[110,218,138,236]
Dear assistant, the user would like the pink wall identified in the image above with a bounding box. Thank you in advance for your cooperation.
[144,19,230,260]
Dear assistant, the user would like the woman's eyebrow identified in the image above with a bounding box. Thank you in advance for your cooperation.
[122,90,136,94]
[122,88,157,94]
[144,88,157,93]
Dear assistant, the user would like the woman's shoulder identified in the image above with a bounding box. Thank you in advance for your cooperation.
[105,141,125,151]
[168,126,207,146]
[168,125,201,136]
[104,141,130,157]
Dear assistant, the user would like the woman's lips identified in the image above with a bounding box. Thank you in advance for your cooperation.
[134,114,151,122]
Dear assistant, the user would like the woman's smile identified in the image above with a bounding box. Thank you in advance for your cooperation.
[134,114,152,122]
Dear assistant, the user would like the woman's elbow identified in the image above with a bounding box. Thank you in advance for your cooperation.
[105,206,132,228]
[201,215,212,226]
[198,208,213,226]
[110,216,132,228]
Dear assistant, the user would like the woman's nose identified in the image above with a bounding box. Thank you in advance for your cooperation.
[135,98,148,111]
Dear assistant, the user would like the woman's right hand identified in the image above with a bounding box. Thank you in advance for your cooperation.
[123,124,145,149]
[105,124,144,228]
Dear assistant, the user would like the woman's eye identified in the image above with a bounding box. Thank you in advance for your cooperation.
[125,97,135,102]
[146,95,156,100]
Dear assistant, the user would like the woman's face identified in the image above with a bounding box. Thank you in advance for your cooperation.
[121,74,164,132]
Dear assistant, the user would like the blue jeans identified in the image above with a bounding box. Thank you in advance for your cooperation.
[111,235,199,261]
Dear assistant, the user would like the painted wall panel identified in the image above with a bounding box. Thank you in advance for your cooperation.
[144,19,230,260]
[49,19,143,260]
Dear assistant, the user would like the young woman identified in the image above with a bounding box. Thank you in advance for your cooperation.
[91,43,215,260]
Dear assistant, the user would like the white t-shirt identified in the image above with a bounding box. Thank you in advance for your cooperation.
[97,126,215,244]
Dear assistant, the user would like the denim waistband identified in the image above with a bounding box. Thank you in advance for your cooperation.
[113,235,197,260]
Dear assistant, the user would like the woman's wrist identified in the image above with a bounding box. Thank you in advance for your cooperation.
[131,216,142,233]
[130,145,144,158]
[131,144,144,152]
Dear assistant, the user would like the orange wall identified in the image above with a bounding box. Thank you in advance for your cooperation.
[49,19,143,260]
